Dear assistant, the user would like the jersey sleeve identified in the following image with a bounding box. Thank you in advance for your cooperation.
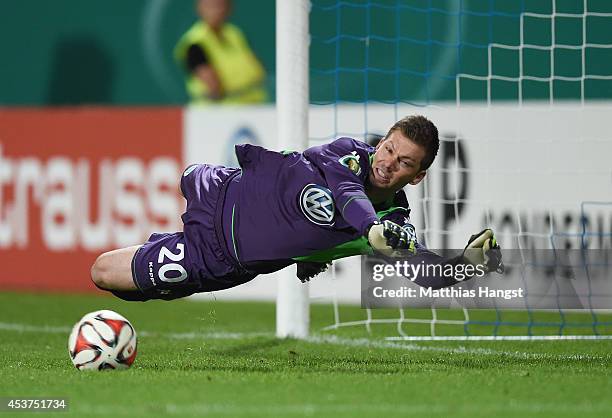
[303,137,378,236]
[294,202,417,263]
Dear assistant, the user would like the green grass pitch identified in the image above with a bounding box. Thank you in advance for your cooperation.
[1,291,612,417]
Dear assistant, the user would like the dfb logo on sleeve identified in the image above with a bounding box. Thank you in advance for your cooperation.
[338,151,362,176]
[299,184,335,226]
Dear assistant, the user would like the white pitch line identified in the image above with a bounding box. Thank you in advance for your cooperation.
[387,335,612,341]
[0,322,271,341]
[140,330,272,340]
[303,334,610,361]
[1,322,608,361]
[0,322,72,334]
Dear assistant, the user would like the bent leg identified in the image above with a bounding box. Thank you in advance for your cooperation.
[96,232,205,301]
[91,246,140,291]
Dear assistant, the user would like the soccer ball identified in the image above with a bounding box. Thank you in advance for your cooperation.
[68,310,137,371]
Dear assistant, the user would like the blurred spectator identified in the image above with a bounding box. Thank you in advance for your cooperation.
[174,0,268,104]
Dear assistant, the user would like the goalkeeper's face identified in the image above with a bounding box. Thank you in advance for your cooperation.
[369,131,427,191]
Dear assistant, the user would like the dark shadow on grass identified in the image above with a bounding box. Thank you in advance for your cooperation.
[135,335,612,374]
[210,337,288,358]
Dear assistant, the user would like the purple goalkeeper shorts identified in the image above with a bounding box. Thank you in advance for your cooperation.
[128,164,257,301]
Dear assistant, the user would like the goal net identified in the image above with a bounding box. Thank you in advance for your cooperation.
[301,0,612,339]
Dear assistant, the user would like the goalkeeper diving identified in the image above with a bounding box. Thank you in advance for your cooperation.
[91,115,503,301]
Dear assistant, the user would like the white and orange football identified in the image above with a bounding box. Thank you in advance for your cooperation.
[68,310,137,371]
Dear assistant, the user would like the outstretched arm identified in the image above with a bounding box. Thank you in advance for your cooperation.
[375,229,503,290]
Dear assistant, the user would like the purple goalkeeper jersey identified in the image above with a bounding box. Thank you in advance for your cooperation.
[221,137,381,264]
[127,139,467,303]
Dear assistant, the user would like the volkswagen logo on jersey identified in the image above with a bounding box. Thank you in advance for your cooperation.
[299,184,335,226]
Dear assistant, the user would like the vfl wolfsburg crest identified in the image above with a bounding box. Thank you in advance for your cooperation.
[299,184,335,226]
[338,152,362,176]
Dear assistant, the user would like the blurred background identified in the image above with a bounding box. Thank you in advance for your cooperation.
[5,0,608,106]
[1,0,611,314]
[0,0,276,105]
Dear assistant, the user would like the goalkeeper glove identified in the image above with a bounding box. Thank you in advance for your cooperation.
[367,220,416,254]
[462,229,504,273]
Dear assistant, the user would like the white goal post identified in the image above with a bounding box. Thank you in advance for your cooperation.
[275,0,310,338]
